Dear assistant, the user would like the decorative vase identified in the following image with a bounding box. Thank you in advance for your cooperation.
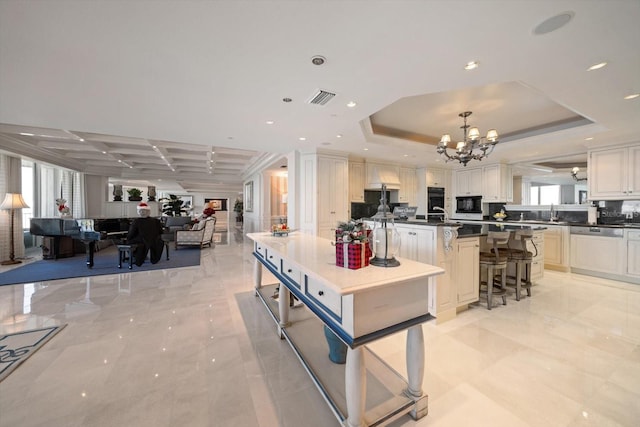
[323,325,347,364]
[128,196,142,201]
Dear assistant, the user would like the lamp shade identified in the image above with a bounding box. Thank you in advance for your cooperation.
[0,193,29,210]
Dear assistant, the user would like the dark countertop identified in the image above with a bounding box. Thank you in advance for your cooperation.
[390,218,640,230]
[388,218,547,237]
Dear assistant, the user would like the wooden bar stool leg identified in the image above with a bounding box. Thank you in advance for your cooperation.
[501,267,507,305]
[487,265,494,310]
[515,261,522,301]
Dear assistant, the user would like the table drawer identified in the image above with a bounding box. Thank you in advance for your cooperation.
[265,250,280,271]
[255,241,266,259]
[306,275,342,320]
[281,259,302,289]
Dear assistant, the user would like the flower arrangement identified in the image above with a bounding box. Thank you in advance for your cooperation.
[335,221,369,243]
[56,198,71,217]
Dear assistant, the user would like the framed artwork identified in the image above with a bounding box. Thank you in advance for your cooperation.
[245,181,253,212]
[205,198,224,210]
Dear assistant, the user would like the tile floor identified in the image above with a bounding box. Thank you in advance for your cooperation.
[0,228,639,427]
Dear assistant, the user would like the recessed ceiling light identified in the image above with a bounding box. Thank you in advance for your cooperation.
[363,148,369,151]
[624,93,639,100]
[117,160,122,163]
[19,132,34,136]
[585,137,594,141]
[464,61,479,70]
[336,134,342,138]
[265,120,275,125]
[346,101,357,108]
[587,62,607,71]
[299,137,306,141]
[102,151,107,154]
[533,11,574,35]
[403,154,409,157]
[311,55,326,66]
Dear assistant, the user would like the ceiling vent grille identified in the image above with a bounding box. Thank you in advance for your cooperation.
[307,89,336,106]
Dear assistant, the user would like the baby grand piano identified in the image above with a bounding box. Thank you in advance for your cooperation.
[30,218,130,268]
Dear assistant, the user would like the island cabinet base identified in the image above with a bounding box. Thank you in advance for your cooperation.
[255,283,426,426]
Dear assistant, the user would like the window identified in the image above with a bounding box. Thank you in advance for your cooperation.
[530,184,560,205]
[21,160,34,229]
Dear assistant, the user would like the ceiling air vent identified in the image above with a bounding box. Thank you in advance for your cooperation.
[307,89,336,106]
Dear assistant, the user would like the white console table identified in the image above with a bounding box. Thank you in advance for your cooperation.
[247,232,443,427]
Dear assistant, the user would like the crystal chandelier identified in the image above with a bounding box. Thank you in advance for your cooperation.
[436,111,499,167]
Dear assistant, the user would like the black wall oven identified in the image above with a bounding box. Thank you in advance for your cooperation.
[427,187,445,215]
[455,195,483,214]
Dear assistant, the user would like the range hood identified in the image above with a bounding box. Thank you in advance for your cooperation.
[365,164,401,190]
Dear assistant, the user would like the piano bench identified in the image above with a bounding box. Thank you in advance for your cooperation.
[117,241,170,268]
[117,244,140,269]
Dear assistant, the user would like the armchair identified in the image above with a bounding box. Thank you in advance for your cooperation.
[175,217,216,249]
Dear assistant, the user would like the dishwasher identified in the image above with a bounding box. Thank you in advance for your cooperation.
[570,226,625,277]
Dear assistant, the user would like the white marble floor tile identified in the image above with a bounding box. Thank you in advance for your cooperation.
[1,230,639,427]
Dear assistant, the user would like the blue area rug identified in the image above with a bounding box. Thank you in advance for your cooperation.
[0,325,67,382]
[0,245,201,286]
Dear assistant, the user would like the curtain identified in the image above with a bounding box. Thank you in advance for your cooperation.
[71,172,86,218]
[0,154,25,261]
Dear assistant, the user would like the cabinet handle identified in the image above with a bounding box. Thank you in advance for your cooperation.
[318,290,324,296]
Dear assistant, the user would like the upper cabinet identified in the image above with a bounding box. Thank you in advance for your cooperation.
[482,164,513,202]
[426,168,447,187]
[454,164,512,202]
[398,167,417,205]
[454,168,483,196]
[588,144,640,200]
[349,162,365,203]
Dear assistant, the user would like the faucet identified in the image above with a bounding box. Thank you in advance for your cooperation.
[550,203,558,222]
[433,206,450,223]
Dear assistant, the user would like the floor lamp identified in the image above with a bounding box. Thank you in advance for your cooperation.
[1,193,30,265]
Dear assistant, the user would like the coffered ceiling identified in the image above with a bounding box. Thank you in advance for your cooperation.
[0,1,638,193]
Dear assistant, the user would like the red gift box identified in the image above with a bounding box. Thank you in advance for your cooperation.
[335,241,372,269]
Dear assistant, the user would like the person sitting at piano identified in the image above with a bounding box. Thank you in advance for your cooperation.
[126,202,164,266]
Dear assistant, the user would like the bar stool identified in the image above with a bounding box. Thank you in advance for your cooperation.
[479,231,510,310]
[500,230,537,301]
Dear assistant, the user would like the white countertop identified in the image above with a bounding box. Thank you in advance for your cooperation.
[247,231,444,295]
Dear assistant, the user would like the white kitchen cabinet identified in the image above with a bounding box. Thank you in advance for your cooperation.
[529,230,545,281]
[398,167,417,205]
[454,168,483,196]
[627,230,640,277]
[543,225,569,272]
[396,224,435,264]
[482,164,513,202]
[456,237,480,305]
[588,144,640,200]
[570,234,625,275]
[318,156,349,239]
[349,162,365,203]
[426,168,447,187]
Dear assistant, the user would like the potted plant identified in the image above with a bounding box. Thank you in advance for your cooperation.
[160,194,187,216]
[127,188,143,201]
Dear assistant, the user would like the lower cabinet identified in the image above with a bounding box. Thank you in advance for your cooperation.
[570,234,625,275]
[456,238,480,305]
[627,231,640,277]
[530,230,545,281]
[543,226,569,271]
[396,224,435,264]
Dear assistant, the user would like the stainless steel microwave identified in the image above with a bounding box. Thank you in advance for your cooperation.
[455,195,483,214]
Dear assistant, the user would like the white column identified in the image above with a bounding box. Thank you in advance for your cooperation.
[345,346,366,427]
[253,257,262,296]
[406,324,428,419]
[277,284,290,338]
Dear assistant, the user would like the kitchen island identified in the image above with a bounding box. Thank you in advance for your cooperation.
[247,232,444,427]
